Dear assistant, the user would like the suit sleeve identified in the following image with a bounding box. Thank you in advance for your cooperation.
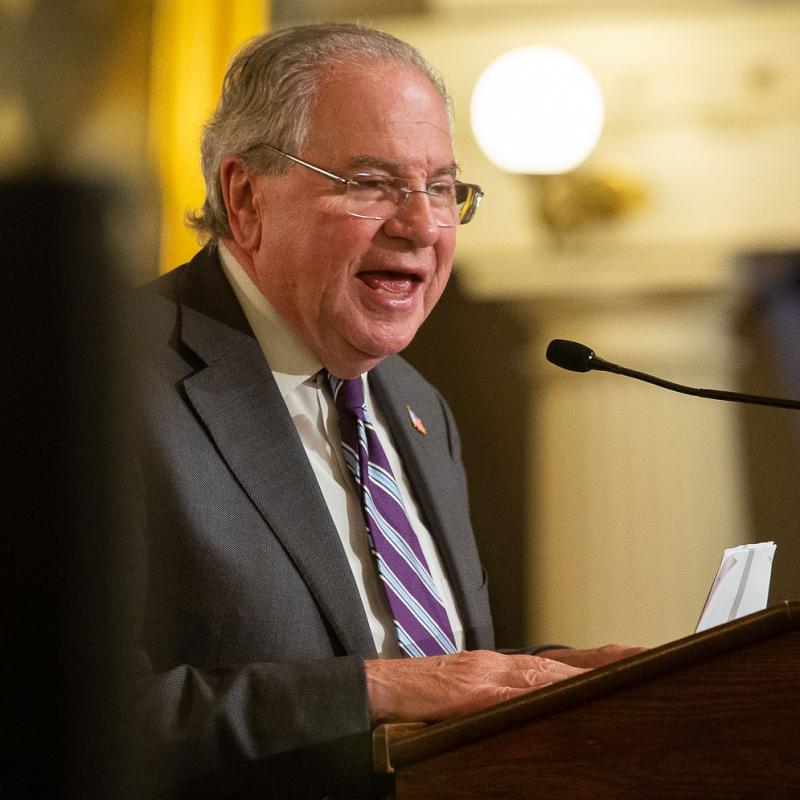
[133,652,377,798]
[123,451,387,800]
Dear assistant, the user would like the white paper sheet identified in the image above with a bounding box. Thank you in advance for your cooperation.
[695,541,777,633]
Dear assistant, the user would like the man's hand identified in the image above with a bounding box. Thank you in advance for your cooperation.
[537,644,647,669]
[364,649,587,724]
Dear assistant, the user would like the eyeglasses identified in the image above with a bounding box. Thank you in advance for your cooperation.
[263,144,483,227]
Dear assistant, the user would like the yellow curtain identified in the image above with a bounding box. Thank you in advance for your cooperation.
[149,1,268,271]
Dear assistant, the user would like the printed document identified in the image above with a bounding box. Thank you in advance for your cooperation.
[695,541,776,633]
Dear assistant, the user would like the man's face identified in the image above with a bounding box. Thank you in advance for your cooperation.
[246,60,458,378]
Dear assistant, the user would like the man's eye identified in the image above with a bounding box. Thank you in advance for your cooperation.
[352,175,393,191]
[427,181,456,199]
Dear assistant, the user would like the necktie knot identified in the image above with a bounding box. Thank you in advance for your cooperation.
[328,373,365,414]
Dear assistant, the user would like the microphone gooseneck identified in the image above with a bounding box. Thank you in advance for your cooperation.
[546,339,800,410]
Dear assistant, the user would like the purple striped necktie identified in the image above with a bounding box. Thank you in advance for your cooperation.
[328,374,458,658]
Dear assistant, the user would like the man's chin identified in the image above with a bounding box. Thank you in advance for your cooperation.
[324,330,417,378]
[362,330,418,361]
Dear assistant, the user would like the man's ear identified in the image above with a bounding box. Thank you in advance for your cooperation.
[220,156,262,252]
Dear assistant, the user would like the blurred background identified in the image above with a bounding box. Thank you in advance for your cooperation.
[3,5,798,781]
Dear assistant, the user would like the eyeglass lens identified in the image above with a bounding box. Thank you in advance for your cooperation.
[344,175,479,227]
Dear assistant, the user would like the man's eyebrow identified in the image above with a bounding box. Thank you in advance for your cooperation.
[343,155,460,177]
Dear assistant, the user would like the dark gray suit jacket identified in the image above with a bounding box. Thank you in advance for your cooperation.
[126,247,494,798]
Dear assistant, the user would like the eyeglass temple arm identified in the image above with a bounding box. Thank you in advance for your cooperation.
[264,144,350,185]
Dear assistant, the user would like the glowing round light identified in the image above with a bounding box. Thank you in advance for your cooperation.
[471,46,605,174]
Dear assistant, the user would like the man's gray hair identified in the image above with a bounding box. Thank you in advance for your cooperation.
[187,23,452,242]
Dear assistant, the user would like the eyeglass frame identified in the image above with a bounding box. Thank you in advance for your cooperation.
[259,144,483,226]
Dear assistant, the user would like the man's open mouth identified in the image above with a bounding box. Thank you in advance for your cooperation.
[358,270,422,296]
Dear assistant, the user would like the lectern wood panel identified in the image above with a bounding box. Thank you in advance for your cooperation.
[381,603,800,800]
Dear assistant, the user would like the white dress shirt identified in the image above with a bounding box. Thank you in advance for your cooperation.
[218,242,464,657]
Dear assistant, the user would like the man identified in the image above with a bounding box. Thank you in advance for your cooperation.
[129,23,637,799]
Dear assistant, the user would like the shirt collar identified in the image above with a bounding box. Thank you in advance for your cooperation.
[217,241,322,398]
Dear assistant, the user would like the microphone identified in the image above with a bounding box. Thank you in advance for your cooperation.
[546,339,800,410]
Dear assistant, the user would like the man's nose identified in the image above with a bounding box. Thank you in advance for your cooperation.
[382,190,442,245]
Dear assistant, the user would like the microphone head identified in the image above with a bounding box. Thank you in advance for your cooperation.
[546,339,596,373]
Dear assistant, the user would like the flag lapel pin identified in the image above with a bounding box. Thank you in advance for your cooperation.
[406,405,427,435]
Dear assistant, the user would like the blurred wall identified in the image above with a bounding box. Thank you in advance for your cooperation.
[1,3,154,796]
[738,253,800,607]
[0,0,160,284]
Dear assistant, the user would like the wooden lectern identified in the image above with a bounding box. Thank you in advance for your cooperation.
[374,601,799,799]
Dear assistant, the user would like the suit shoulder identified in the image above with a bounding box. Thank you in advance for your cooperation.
[122,269,180,350]
[128,246,216,334]
[375,354,441,398]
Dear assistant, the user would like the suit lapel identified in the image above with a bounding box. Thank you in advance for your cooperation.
[175,249,376,657]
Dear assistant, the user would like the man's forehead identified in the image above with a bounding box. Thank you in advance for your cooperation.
[311,58,449,125]
[305,61,455,174]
